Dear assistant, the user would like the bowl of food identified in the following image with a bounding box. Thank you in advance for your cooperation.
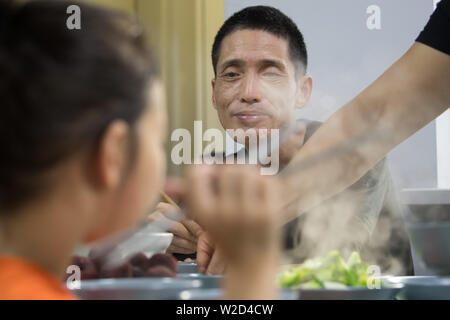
[68,252,227,299]
[71,277,203,300]
[290,283,403,300]
[278,251,404,300]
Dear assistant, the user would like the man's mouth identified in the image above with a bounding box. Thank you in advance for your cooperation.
[232,112,269,124]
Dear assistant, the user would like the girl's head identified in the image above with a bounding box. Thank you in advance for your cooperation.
[0,0,166,241]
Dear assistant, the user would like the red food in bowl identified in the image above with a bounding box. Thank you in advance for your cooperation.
[128,252,150,270]
[99,262,133,279]
[70,251,178,280]
[147,253,178,273]
[70,255,99,280]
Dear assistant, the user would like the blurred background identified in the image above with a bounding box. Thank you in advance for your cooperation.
[78,0,449,220]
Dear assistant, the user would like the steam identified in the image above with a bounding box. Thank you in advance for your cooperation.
[280,121,414,276]
[282,172,413,276]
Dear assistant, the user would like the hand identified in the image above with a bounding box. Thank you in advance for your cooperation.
[148,202,203,255]
[186,164,281,267]
[186,165,282,299]
[196,232,226,275]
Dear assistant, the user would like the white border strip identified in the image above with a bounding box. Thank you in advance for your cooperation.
[436,110,450,188]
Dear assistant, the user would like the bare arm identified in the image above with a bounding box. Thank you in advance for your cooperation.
[282,42,450,222]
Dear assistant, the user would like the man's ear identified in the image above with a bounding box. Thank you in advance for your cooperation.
[95,120,130,189]
[211,79,217,110]
[295,75,313,109]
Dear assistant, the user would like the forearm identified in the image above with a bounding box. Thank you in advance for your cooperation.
[224,249,279,300]
[281,42,450,223]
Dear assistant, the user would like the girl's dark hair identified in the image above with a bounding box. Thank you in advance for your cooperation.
[0,0,159,210]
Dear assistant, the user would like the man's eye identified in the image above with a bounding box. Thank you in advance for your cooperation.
[223,72,239,78]
[263,72,280,77]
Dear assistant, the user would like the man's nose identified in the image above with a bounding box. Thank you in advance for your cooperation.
[240,73,261,104]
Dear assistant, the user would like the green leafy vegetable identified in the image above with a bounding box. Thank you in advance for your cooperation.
[278,251,375,289]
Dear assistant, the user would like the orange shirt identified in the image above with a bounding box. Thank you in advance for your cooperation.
[0,256,77,300]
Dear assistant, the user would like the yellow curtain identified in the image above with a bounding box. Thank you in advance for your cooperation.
[137,0,225,176]
[81,0,136,15]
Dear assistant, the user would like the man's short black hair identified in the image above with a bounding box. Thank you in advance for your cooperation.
[212,5,307,76]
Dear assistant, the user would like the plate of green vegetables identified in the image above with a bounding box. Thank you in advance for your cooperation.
[278,251,403,300]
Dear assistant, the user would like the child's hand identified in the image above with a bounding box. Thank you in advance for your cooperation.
[186,164,281,261]
[186,164,281,299]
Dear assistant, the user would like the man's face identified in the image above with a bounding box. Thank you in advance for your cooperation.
[212,29,311,133]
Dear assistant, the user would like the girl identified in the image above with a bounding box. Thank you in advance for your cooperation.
[0,0,281,300]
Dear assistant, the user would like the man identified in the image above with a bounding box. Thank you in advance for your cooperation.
[152,6,414,275]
